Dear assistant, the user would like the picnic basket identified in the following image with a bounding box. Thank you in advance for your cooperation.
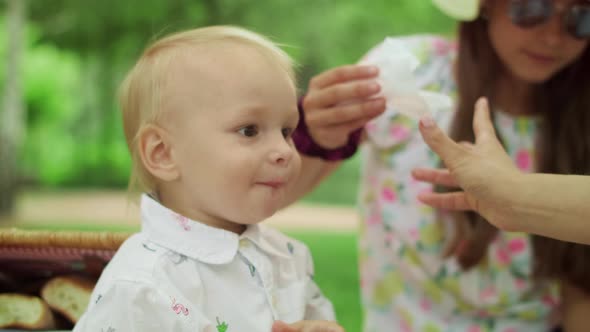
[0,228,132,331]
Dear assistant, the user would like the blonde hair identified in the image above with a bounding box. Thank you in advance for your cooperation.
[118,25,296,194]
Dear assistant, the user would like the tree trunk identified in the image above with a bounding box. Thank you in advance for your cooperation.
[0,0,27,217]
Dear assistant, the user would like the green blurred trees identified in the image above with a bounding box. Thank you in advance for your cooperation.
[0,0,455,213]
[1,0,26,215]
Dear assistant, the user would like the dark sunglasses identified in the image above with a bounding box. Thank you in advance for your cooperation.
[508,0,590,39]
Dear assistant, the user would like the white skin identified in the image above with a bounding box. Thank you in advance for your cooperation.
[139,41,301,234]
[272,320,344,332]
[415,97,590,246]
[138,41,343,332]
[285,0,590,329]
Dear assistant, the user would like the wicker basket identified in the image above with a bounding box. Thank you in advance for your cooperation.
[0,228,130,249]
[0,228,131,279]
[0,228,132,330]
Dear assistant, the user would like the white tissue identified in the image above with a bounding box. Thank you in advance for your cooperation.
[361,38,452,120]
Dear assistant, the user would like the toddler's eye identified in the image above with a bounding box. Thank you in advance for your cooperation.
[238,125,259,137]
[282,127,293,139]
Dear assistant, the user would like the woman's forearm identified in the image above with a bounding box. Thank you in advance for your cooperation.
[281,156,341,208]
[509,174,590,244]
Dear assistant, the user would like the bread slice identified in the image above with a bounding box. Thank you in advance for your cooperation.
[41,275,95,324]
[0,293,56,330]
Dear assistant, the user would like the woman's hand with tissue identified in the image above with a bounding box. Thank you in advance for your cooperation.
[301,65,386,149]
[360,38,453,121]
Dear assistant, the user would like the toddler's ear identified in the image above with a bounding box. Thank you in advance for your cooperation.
[138,124,180,182]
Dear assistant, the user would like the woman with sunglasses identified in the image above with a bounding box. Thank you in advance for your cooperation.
[287,0,590,331]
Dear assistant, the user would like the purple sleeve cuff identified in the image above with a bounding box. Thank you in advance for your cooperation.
[292,97,362,161]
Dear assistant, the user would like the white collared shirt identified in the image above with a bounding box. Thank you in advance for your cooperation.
[73,195,335,332]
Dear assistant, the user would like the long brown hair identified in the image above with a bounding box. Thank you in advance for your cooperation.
[449,16,590,292]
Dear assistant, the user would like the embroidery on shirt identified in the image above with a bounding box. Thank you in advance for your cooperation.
[174,213,192,231]
[248,263,256,277]
[171,297,189,316]
[238,255,257,278]
[166,251,188,265]
[287,242,294,254]
[311,290,322,299]
[216,317,228,332]
[101,327,115,332]
[142,242,157,252]
[95,294,102,304]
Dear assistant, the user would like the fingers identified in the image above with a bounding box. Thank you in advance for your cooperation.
[472,97,498,145]
[418,115,468,170]
[305,81,381,111]
[272,320,345,332]
[272,321,296,332]
[306,97,386,126]
[300,321,345,332]
[458,141,475,150]
[417,192,473,211]
[328,117,373,135]
[411,168,458,188]
[302,97,384,149]
[309,65,379,90]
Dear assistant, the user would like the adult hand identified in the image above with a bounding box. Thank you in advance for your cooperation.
[271,320,345,332]
[302,65,386,149]
[412,97,522,230]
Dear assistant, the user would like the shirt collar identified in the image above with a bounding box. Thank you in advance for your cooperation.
[241,224,292,260]
[141,194,240,264]
[140,194,290,264]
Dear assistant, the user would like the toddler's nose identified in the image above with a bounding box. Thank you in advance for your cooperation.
[269,139,295,166]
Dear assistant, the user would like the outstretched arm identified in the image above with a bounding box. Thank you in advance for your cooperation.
[414,97,590,244]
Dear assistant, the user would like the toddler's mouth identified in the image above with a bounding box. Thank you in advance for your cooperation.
[257,180,286,189]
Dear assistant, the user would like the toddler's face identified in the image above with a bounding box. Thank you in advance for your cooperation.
[161,42,300,231]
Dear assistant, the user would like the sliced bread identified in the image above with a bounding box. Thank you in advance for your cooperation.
[41,275,95,324]
[0,293,56,330]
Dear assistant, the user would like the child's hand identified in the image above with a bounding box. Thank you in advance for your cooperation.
[271,320,345,332]
[302,65,385,149]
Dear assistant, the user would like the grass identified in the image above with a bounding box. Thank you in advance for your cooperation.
[289,231,362,332]
[15,224,363,332]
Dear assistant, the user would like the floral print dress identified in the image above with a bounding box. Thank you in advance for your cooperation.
[358,35,557,332]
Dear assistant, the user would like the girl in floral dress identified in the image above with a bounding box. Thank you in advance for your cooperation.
[287,0,590,331]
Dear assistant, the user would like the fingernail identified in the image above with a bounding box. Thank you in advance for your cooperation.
[368,82,380,93]
[371,98,385,107]
[476,97,488,109]
[367,66,378,75]
[420,115,435,128]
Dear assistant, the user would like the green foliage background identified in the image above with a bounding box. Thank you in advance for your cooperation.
[1,0,455,205]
